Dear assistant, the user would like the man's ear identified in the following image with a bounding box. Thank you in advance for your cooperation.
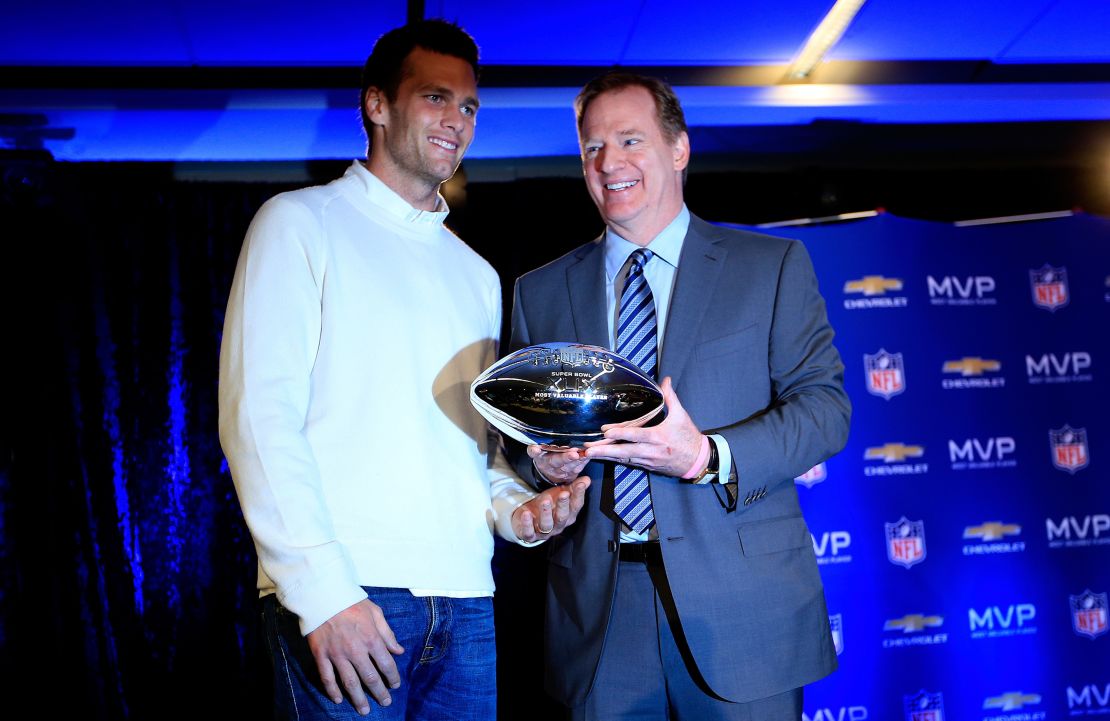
[672,131,690,172]
[365,87,387,127]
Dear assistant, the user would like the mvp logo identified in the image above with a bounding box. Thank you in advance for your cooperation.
[1026,352,1092,379]
[969,604,1036,637]
[1067,684,1110,709]
[803,708,868,721]
[949,437,1016,471]
[812,531,851,556]
[1047,515,1110,540]
[1047,515,1110,549]
[927,275,996,299]
[949,437,1015,462]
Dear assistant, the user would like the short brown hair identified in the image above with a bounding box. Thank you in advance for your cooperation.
[574,72,687,145]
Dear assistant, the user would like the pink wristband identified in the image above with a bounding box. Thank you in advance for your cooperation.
[681,435,711,479]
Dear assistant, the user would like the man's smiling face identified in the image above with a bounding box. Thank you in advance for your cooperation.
[374,46,478,195]
[579,85,688,245]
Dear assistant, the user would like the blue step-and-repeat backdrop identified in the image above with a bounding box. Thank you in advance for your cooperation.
[750,213,1110,721]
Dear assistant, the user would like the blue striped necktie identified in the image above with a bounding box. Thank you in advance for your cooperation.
[613,248,657,534]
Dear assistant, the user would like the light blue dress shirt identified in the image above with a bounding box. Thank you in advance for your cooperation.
[603,206,735,542]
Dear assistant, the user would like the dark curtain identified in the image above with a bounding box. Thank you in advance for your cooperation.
[8,161,282,718]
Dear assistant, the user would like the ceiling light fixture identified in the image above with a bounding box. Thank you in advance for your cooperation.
[785,0,869,82]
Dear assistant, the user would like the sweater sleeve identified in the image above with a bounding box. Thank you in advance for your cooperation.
[218,196,367,635]
[479,277,542,545]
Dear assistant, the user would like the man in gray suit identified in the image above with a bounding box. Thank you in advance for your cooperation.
[507,72,850,719]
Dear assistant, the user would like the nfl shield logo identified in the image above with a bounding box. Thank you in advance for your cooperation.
[828,614,844,655]
[1030,264,1069,311]
[795,463,828,488]
[865,349,906,400]
[886,517,927,569]
[1070,590,1108,639]
[1050,425,1090,474]
[905,690,944,721]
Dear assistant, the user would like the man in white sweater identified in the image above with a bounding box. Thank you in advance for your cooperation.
[218,20,588,720]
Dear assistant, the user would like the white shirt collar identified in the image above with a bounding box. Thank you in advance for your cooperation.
[345,161,450,226]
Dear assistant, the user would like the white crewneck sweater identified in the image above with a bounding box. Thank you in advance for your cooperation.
[219,161,535,634]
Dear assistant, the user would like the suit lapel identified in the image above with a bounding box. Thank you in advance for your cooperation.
[566,237,611,349]
[660,217,726,387]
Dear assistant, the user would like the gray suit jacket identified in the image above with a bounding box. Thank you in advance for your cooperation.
[508,215,850,706]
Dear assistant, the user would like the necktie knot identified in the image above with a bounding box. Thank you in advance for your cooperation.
[630,248,652,271]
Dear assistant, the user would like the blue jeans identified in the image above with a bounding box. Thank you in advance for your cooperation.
[262,587,496,720]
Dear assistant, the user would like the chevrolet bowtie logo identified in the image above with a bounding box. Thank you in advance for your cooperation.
[983,692,1041,711]
[942,357,1001,376]
[865,443,924,463]
[964,521,1021,541]
[844,275,903,296]
[884,614,943,633]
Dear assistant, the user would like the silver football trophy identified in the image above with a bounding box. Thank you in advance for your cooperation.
[471,343,664,449]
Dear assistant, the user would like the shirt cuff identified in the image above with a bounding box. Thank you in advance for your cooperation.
[710,433,736,484]
[278,554,369,636]
[490,478,546,548]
